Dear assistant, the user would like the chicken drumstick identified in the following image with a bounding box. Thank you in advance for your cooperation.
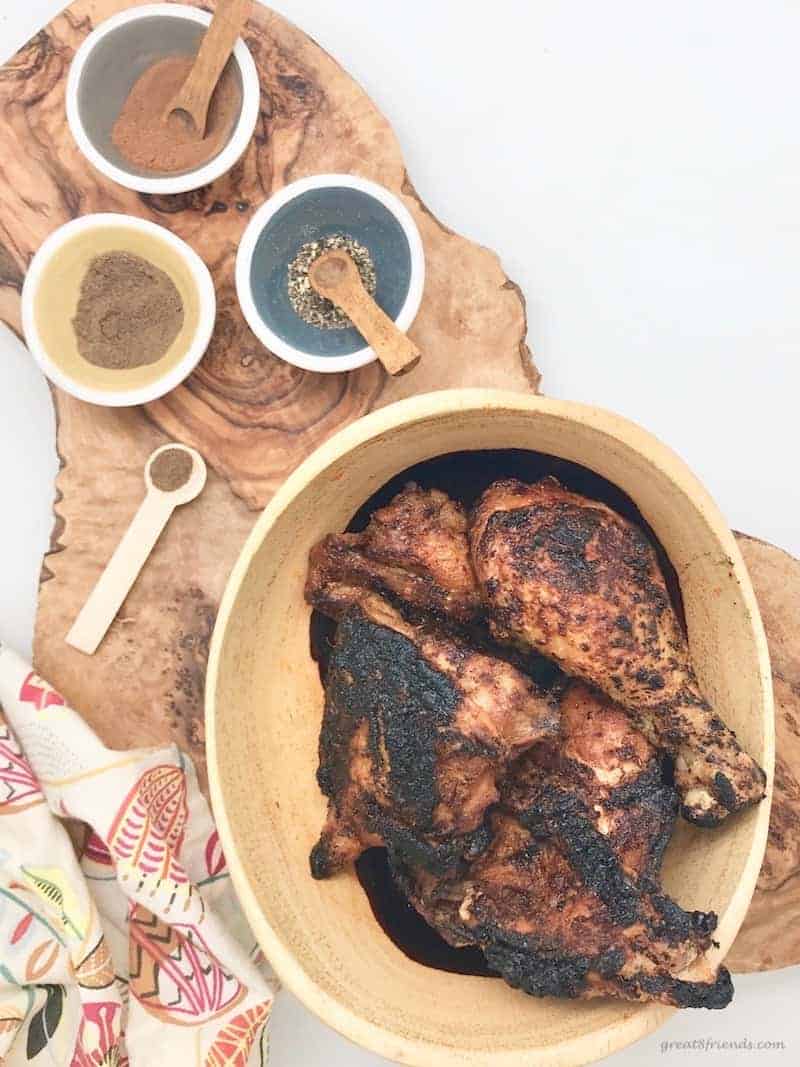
[470,477,766,825]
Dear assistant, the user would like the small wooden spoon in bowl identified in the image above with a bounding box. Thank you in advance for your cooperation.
[309,250,421,376]
[164,0,252,139]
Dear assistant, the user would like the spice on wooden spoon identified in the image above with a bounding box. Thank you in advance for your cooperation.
[309,249,421,376]
[288,234,377,329]
[113,57,241,174]
[164,0,252,139]
[66,445,207,656]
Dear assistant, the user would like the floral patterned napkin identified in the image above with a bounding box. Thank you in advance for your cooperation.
[0,642,276,1066]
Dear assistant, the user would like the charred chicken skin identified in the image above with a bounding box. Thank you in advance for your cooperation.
[308,482,741,1009]
[395,683,732,1008]
[310,594,558,879]
[470,477,766,826]
[306,483,483,625]
[443,813,731,1008]
[506,682,677,888]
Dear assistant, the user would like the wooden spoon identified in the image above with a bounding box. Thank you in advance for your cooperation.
[309,250,421,376]
[164,0,252,139]
[66,446,207,656]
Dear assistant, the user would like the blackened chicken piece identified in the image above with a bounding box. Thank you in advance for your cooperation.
[470,477,766,826]
[310,595,558,879]
[391,859,475,950]
[394,682,676,947]
[395,683,732,1008]
[454,813,733,1008]
[306,484,482,624]
[396,813,731,1008]
[505,682,678,889]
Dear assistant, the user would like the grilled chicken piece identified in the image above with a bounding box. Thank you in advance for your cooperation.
[505,682,677,888]
[306,483,482,625]
[310,594,558,879]
[456,813,732,1008]
[470,477,766,826]
[395,682,733,1007]
[395,815,731,1007]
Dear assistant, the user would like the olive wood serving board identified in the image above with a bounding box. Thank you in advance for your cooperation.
[725,534,800,974]
[0,0,537,777]
[0,0,795,977]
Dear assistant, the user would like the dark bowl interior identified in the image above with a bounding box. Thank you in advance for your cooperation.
[76,15,243,179]
[249,186,413,359]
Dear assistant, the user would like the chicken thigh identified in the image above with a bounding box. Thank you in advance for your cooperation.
[506,682,677,890]
[470,477,766,825]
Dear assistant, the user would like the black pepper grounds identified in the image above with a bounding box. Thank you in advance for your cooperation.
[288,234,377,329]
[151,448,193,492]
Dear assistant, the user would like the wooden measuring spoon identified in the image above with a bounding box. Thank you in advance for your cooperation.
[66,445,207,656]
[309,250,421,376]
[164,0,252,138]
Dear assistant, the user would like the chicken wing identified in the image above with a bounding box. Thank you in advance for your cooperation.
[306,483,482,624]
[310,594,558,879]
[470,477,766,825]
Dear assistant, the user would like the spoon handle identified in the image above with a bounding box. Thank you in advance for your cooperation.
[309,252,422,376]
[177,0,251,127]
[66,492,176,656]
[336,285,421,377]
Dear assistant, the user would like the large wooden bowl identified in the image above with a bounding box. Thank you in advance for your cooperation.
[207,390,773,1067]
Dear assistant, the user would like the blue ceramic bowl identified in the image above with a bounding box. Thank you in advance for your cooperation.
[236,175,425,373]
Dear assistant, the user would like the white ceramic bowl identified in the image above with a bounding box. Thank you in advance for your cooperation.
[66,3,260,196]
[236,174,426,373]
[21,213,216,407]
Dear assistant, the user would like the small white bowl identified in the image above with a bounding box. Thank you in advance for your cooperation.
[236,174,426,374]
[21,213,216,408]
[66,3,260,196]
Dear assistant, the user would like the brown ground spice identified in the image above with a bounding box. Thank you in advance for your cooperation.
[151,448,194,491]
[72,251,184,370]
[112,55,241,175]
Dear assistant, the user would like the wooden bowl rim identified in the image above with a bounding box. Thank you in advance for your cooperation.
[206,388,774,1067]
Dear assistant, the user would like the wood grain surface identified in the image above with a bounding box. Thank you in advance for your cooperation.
[0,0,538,507]
[0,0,537,790]
[0,0,795,978]
[727,534,800,973]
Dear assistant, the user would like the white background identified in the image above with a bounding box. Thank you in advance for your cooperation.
[0,1,797,1063]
